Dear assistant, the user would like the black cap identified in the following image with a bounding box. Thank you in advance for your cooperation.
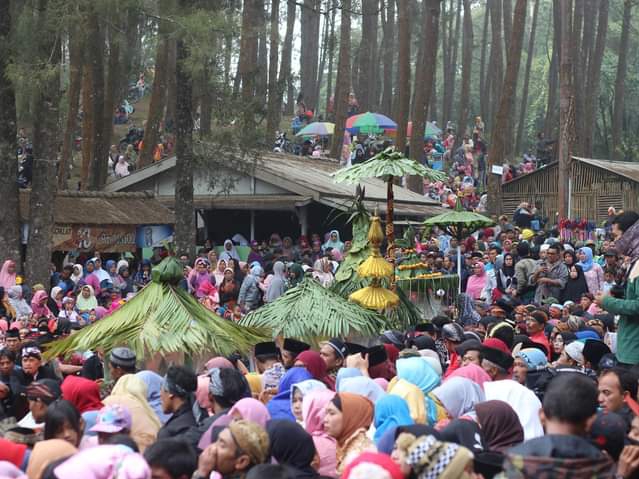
[345,342,367,355]
[380,330,405,349]
[110,347,136,369]
[441,323,464,343]
[512,336,548,357]
[455,339,482,356]
[481,345,514,371]
[7,328,19,339]
[254,341,279,357]
[408,335,437,352]
[367,345,388,367]
[282,338,310,355]
[604,249,618,257]
[583,339,611,370]
[327,338,347,359]
[414,323,435,334]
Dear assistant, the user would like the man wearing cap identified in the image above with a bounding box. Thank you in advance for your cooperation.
[158,365,198,441]
[16,342,57,386]
[5,329,21,356]
[456,339,482,367]
[23,378,62,426]
[441,323,464,378]
[90,404,133,444]
[195,420,269,479]
[253,342,285,392]
[319,338,347,382]
[482,344,544,440]
[101,347,136,398]
[279,338,310,369]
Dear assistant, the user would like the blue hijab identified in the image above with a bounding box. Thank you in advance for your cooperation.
[335,367,362,390]
[136,370,172,424]
[267,367,313,420]
[577,247,594,273]
[373,395,414,444]
[338,376,386,402]
[396,357,441,425]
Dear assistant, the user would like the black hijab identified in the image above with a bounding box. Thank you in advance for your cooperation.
[560,261,589,303]
[266,420,319,479]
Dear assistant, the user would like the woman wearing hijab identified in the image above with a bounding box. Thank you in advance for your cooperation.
[227,397,271,428]
[322,230,344,253]
[267,367,313,420]
[577,246,604,294]
[0,288,15,323]
[373,395,414,446]
[26,439,77,479]
[323,392,375,474]
[338,376,387,403]
[465,261,491,301]
[494,253,517,300]
[475,400,524,453]
[295,350,335,390]
[291,380,327,424]
[188,258,211,297]
[60,375,103,433]
[446,363,492,389]
[457,293,481,327]
[31,290,55,321]
[238,264,263,312]
[48,286,63,318]
[395,356,442,425]
[289,263,306,287]
[70,264,83,284]
[312,258,334,288]
[136,370,172,424]
[0,261,16,291]
[102,374,161,452]
[213,259,226,287]
[7,285,31,319]
[431,376,485,425]
[265,261,287,303]
[303,390,337,478]
[561,251,589,303]
[219,239,240,262]
[217,267,240,310]
[267,420,321,479]
[104,260,125,292]
[76,285,98,316]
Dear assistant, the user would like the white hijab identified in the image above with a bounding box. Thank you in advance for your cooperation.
[484,379,544,441]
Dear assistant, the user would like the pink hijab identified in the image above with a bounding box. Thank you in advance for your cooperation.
[205,356,234,371]
[227,398,271,427]
[196,375,212,411]
[446,363,492,389]
[30,290,53,319]
[465,262,487,300]
[53,445,150,479]
[0,261,16,290]
[302,390,337,478]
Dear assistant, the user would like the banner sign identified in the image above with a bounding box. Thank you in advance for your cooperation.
[53,224,137,252]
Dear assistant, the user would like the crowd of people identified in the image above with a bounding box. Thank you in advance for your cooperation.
[0,206,639,477]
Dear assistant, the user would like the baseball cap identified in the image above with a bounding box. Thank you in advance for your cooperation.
[90,404,132,434]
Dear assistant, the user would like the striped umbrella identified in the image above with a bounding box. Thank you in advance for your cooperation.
[346,112,398,134]
[295,122,335,136]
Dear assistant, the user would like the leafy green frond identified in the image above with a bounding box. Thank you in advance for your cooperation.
[240,278,390,340]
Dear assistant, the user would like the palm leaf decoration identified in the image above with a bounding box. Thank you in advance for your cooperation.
[44,257,270,360]
[331,147,447,184]
[239,278,389,340]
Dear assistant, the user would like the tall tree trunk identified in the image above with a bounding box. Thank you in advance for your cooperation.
[266,0,281,140]
[502,0,512,61]
[456,0,473,139]
[583,0,608,158]
[443,0,461,127]
[380,0,395,116]
[324,0,337,115]
[487,0,526,215]
[0,0,21,264]
[358,0,379,112]
[488,0,503,133]
[100,23,120,189]
[314,5,329,116]
[239,0,260,130]
[165,39,178,131]
[515,0,539,155]
[407,0,441,193]
[544,0,560,137]
[88,11,106,191]
[571,0,584,152]
[139,4,171,168]
[395,0,410,155]
[558,0,576,217]
[611,0,632,161]
[300,0,321,110]
[27,0,60,286]
[174,5,195,258]
[279,0,296,115]
[256,0,268,107]
[59,25,82,189]
[479,6,490,125]
[329,0,351,159]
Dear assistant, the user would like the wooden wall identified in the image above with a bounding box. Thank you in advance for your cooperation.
[502,161,635,223]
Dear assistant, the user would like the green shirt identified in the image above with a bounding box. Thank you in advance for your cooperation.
[602,273,639,365]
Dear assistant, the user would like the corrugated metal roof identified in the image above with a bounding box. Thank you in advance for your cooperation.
[20,190,174,225]
[106,152,447,218]
[573,157,639,183]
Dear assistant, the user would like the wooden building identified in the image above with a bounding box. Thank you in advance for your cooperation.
[105,152,446,243]
[501,157,639,222]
